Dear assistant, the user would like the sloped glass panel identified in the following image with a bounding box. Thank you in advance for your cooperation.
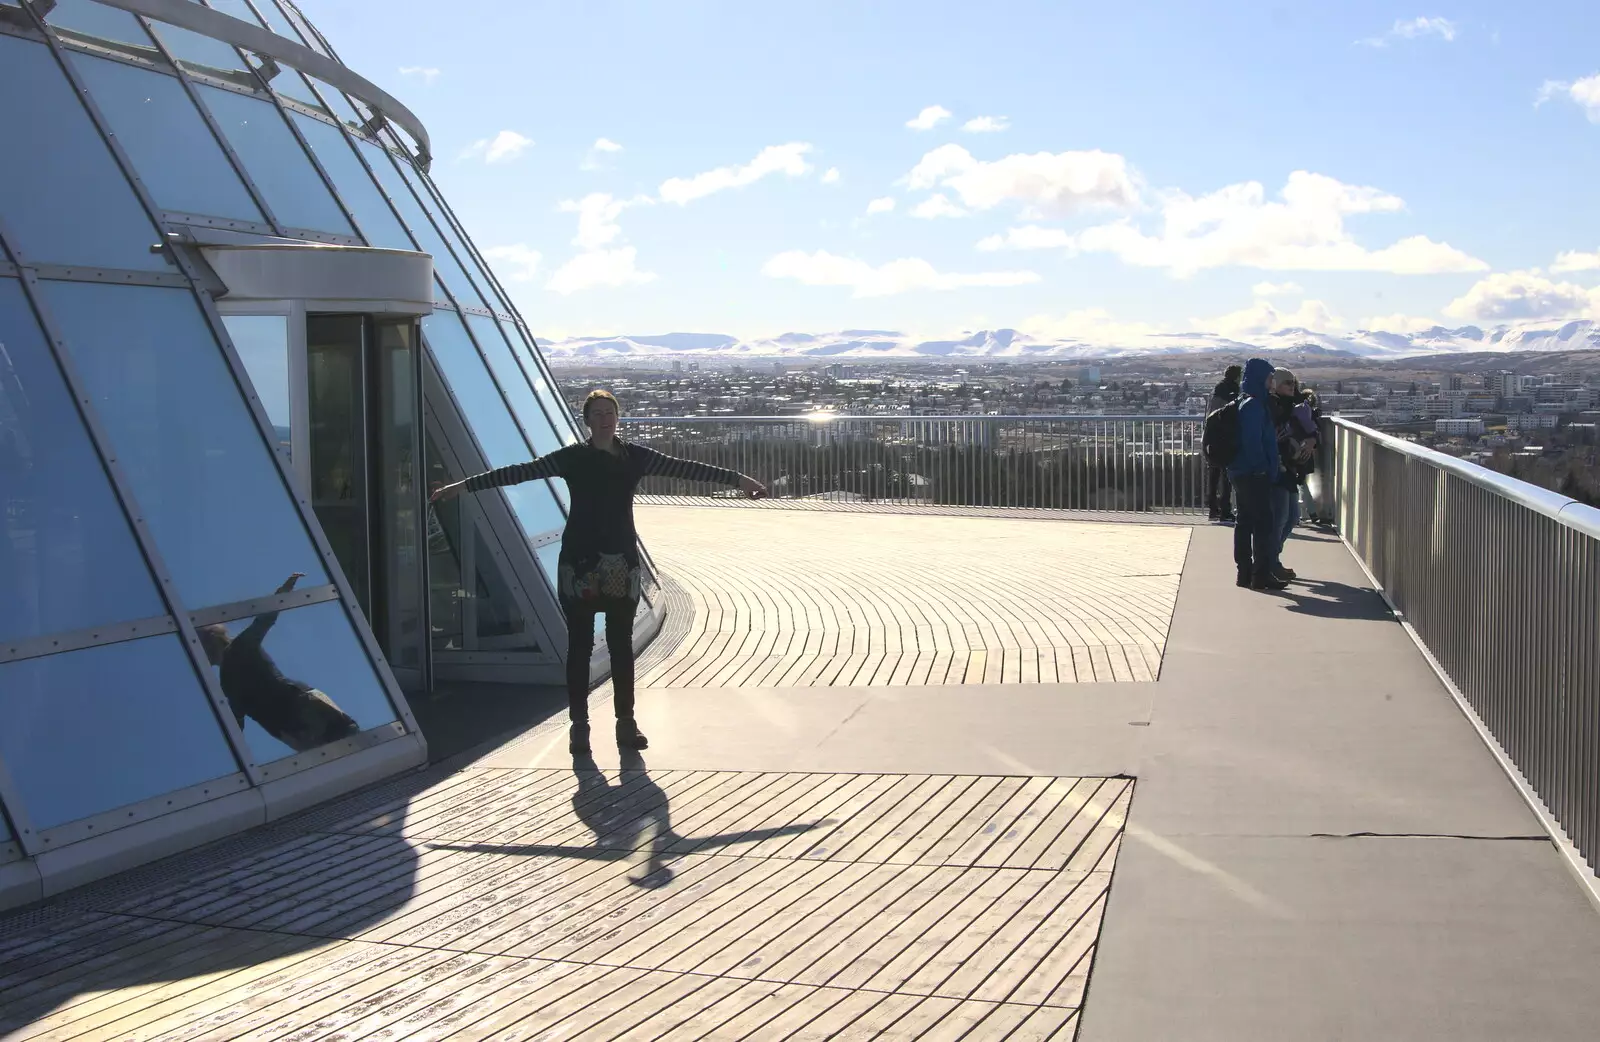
[236,0,326,111]
[41,282,328,609]
[221,314,291,462]
[292,113,411,250]
[206,0,265,26]
[275,0,334,57]
[465,314,562,456]
[197,86,352,234]
[0,634,239,830]
[70,53,264,224]
[42,0,160,58]
[423,429,465,651]
[400,163,498,310]
[309,78,370,135]
[146,19,249,77]
[535,540,560,594]
[0,35,168,271]
[500,317,582,447]
[474,524,539,647]
[0,279,164,642]
[362,145,487,311]
[421,313,564,540]
[197,598,396,764]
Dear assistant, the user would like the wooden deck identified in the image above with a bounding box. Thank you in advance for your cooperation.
[634,506,1189,689]
[0,760,1130,1041]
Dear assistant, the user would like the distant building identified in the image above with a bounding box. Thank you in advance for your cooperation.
[1435,418,1484,437]
[1507,414,1559,431]
[1447,374,1464,391]
[1079,366,1102,386]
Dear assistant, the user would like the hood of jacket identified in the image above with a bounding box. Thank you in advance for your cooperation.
[1241,357,1274,399]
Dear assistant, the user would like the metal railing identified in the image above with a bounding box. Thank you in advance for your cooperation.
[1334,417,1600,873]
[620,414,1209,513]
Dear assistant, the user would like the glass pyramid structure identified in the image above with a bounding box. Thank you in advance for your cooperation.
[0,0,653,909]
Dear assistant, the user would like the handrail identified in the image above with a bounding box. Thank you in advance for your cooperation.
[1331,416,1600,541]
[620,414,1203,423]
[62,0,433,168]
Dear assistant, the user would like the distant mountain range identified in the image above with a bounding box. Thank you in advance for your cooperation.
[540,320,1600,362]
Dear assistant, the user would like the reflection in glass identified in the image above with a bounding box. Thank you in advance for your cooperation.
[42,282,328,609]
[499,317,582,451]
[0,36,168,272]
[221,314,291,463]
[70,53,264,223]
[146,20,249,77]
[197,590,396,763]
[373,321,425,671]
[41,0,160,58]
[308,78,370,134]
[465,314,561,456]
[473,524,538,648]
[0,634,240,831]
[0,279,164,642]
[292,113,411,251]
[535,540,560,594]
[206,0,266,26]
[424,429,464,652]
[306,314,369,611]
[197,86,352,235]
[361,145,487,310]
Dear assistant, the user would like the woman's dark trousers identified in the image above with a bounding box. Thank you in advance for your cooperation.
[562,598,639,723]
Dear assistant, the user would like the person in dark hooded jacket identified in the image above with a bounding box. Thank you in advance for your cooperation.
[1225,358,1287,590]
[1206,365,1241,521]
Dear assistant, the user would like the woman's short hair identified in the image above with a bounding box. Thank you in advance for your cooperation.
[582,388,620,422]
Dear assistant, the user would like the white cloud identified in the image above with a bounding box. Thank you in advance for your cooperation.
[580,137,624,171]
[905,144,1140,218]
[593,138,623,153]
[1363,312,1445,333]
[659,143,813,205]
[977,225,1076,251]
[906,105,952,130]
[911,193,968,219]
[1202,299,1342,337]
[822,167,841,184]
[1444,270,1600,321]
[763,250,1040,297]
[483,244,542,283]
[1252,280,1304,296]
[1538,74,1600,122]
[1360,16,1458,47]
[399,66,440,84]
[545,193,656,294]
[1552,247,1600,273]
[962,116,1010,133]
[459,130,534,163]
[546,248,656,296]
[865,196,896,215]
[1064,171,1486,277]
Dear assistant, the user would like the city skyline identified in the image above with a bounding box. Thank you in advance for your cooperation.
[311,0,1600,341]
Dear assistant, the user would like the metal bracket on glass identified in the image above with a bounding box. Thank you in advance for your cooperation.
[88,0,433,168]
[249,51,279,82]
[361,113,387,137]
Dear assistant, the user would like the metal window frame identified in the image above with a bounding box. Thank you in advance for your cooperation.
[21,8,423,771]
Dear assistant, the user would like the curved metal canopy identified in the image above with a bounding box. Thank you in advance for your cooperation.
[69,0,433,169]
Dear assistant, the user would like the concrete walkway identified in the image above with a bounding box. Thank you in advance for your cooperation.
[2,509,1598,1040]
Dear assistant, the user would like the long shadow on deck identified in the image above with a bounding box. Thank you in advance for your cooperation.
[429,750,832,888]
[1275,578,1398,622]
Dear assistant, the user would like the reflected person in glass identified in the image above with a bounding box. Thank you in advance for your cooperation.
[432,390,766,755]
[197,572,361,753]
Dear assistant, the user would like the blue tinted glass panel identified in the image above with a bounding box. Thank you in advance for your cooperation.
[500,318,581,448]
[147,20,248,75]
[0,279,164,641]
[0,635,239,830]
[535,540,560,590]
[421,312,526,469]
[70,54,264,223]
[308,78,369,134]
[277,1,333,55]
[0,37,167,271]
[206,0,265,26]
[200,598,397,764]
[221,314,291,463]
[42,282,328,608]
[362,145,486,310]
[197,87,352,234]
[43,0,159,54]
[293,114,411,250]
[465,314,560,456]
[421,313,563,539]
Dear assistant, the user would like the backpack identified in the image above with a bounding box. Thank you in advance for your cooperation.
[1202,397,1241,468]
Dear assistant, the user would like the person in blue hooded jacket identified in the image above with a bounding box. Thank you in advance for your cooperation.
[1226,358,1288,590]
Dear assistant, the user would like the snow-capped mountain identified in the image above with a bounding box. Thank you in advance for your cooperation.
[540,320,1600,362]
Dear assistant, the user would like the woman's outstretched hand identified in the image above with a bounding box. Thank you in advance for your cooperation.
[738,475,766,499]
[430,481,464,504]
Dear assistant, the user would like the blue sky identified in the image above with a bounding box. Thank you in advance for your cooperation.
[306,0,1600,342]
